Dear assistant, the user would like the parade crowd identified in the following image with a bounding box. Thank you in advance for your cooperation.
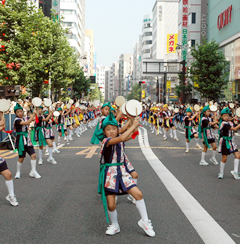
[1,97,240,238]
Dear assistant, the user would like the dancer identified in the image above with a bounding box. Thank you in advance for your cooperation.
[198,105,219,166]
[184,107,201,153]
[97,112,155,237]
[218,107,240,179]
[13,103,41,179]
[56,107,70,146]
[0,113,18,206]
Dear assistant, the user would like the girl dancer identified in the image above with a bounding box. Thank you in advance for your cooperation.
[184,107,200,153]
[34,106,57,165]
[198,105,219,166]
[97,112,155,237]
[0,113,18,206]
[56,107,70,145]
[218,107,240,179]
[13,103,41,179]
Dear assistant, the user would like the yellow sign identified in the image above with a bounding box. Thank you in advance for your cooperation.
[194,82,199,88]
[167,34,178,53]
[232,81,236,94]
[166,80,171,90]
[142,90,145,98]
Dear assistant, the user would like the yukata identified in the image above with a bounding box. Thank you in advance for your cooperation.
[201,117,215,148]
[149,111,154,123]
[14,117,35,158]
[68,113,76,126]
[218,121,238,155]
[98,138,137,223]
[99,138,137,195]
[184,116,197,141]
[44,114,54,140]
[162,111,174,128]
[34,116,47,146]
[57,115,67,134]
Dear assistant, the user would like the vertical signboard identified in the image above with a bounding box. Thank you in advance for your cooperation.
[52,0,60,22]
[200,0,208,43]
[182,0,188,63]
[167,34,178,53]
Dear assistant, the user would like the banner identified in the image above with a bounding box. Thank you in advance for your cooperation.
[182,0,188,63]
[167,34,178,53]
[166,80,171,90]
[52,0,60,22]
[142,90,145,99]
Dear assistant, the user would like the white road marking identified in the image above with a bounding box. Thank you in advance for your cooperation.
[177,129,185,134]
[138,127,235,244]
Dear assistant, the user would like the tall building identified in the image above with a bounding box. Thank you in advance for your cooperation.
[60,0,85,62]
[85,29,94,75]
[105,70,111,102]
[152,0,179,103]
[118,54,132,96]
[207,1,240,101]
[152,0,178,61]
[109,62,119,101]
[96,65,110,99]
[142,14,153,59]
[84,35,92,77]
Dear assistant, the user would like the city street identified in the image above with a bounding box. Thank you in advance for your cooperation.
[1,126,240,244]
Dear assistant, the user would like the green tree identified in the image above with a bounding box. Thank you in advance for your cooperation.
[0,0,81,100]
[126,83,141,101]
[188,39,229,100]
[72,68,90,99]
[89,83,100,102]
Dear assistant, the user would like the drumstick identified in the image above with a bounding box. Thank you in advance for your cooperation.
[136,108,137,117]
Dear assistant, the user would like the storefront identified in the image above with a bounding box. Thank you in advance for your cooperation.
[208,0,240,101]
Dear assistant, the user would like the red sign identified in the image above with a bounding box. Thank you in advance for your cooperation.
[217,5,232,30]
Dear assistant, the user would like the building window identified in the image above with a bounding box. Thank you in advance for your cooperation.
[191,40,196,47]
[60,10,76,15]
[143,49,151,54]
[143,32,152,37]
[143,40,152,45]
[192,13,196,24]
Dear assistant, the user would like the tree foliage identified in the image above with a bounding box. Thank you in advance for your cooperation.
[188,39,229,100]
[126,83,141,101]
[72,68,90,99]
[0,0,85,100]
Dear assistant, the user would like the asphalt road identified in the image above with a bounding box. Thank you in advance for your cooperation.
[0,123,240,244]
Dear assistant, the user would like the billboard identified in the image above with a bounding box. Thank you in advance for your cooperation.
[167,34,178,53]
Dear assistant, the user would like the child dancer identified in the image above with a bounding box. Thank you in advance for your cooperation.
[97,112,155,237]
[56,107,70,145]
[34,106,57,165]
[0,113,18,206]
[198,105,219,166]
[218,107,240,179]
[184,108,200,153]
[13,103,41,179]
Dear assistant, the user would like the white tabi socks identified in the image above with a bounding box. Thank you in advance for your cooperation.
[108,210,118,225]
[5,180,15,197]
[136,199,149,222]
[201,152,206,162]
[48,147,53,159]
[30,159,37,173]
[234,159,239,173]
[53,141,57,150]
[39,149,43,161]
[186,142,190,151]
[220,162,225,174]
[173,129,177,139]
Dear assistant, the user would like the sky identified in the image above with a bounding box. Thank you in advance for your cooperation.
[85,0,156,67]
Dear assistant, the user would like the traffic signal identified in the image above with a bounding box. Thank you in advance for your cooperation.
[139,81,146,85]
